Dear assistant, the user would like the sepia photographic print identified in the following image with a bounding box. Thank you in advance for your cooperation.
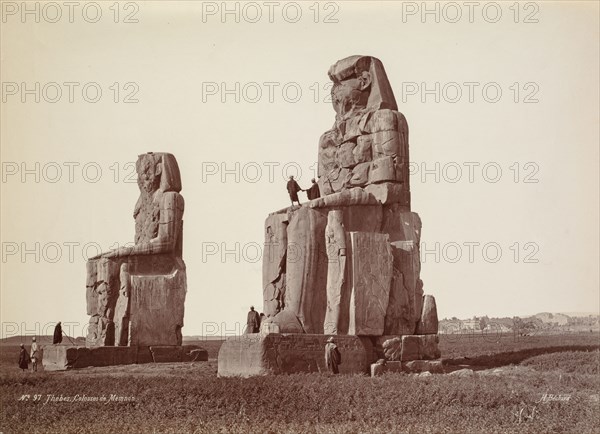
[1,1,599,433]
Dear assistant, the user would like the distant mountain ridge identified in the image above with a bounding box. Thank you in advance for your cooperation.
[557,312,600,317]
[534,312,570,325]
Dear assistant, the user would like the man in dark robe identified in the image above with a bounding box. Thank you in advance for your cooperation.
[246,306,261,334]
[18,344,30,371]
[286,176,302,206]
[53,322,63,344]
[325,337,341,374]
[306,178,320,200]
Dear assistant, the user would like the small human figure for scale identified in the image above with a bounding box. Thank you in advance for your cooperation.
[246,306,261,334]
[30,337,38,372]
[53,322,63,344]
[18,344,30,372]
[306,178,321,200]
[325,337,342,374]
[286,176,302,206]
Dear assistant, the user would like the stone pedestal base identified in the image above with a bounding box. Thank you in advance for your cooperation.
[374,334,441,361]
[217,333,375,377]
[41,344,207,371]
[218,333,442,377]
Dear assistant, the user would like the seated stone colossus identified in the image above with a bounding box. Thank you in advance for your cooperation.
[219,55,440,377]
[85,152,186,348]
[261,55,436,338]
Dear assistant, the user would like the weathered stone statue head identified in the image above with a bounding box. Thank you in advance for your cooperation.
[135,152,182,194]
[134,152,183,248]
[318,56,409,202]
[328,55,397,118]
[137,155,161,194]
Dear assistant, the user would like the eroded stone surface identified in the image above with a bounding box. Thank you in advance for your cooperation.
[377,334,441,361]
[114,263,130,346]
[149,346,184,363]
[309,188,378,208]
[384,247,417,335]
[348,232,393,335]
[368,156,396,184]
[339,204,382,233]
[383,210,424,335]
[86,258,120,347]
[284,206,328,333]
[129,269,186,346]
[401,335,441,361]
[264,310,305,333]
[416,295,439,334]
[217,333,374,377]
[263,214,288,317]
[364,182,405,205]
[324,210,348,334]
[187,348,209,362]
[41,344,206,370]
[382,337,402,361]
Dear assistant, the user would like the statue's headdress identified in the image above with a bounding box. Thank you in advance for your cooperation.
[136,152,182,193]
[328,55,397,111]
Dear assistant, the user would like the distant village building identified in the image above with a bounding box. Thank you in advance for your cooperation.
[483,323,511,333]
[460,319,480,330]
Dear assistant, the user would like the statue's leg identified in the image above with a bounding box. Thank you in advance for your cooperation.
[114,263,131,346]
[86,258,120,347]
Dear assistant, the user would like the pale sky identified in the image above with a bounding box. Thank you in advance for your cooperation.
[1,1,599,338]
